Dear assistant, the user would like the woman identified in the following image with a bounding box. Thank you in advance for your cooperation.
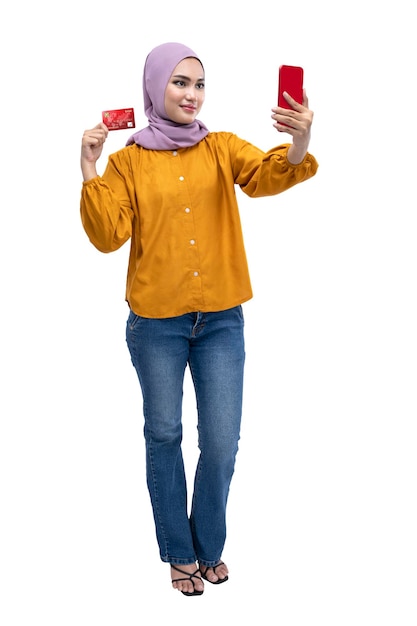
[80,42,318,596]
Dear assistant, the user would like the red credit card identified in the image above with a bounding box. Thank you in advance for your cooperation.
[102,108,136,131]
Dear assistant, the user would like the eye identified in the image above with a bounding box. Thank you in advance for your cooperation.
[173,80,186,87]
[196,82,205,90]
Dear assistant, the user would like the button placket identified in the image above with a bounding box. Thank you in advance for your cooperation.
[173,157,201,286]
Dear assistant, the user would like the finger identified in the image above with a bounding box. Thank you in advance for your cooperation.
[95,122,109,134]
[82,131,107,147]
[283,92,304,113]
[83,123,109,141]
[85,124,108,138]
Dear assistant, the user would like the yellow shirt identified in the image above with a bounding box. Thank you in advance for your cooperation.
[80,132,318,318]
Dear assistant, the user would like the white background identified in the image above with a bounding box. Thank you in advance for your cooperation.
[1,1,416,624]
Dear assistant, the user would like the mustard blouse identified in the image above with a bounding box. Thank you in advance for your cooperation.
[80,132,318,318]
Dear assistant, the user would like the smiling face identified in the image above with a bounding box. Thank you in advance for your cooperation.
[164,57,205,124]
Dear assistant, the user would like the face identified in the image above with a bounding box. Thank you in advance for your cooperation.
[164,57,205,124]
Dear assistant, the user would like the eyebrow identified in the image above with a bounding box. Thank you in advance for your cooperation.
[172,74,205,81]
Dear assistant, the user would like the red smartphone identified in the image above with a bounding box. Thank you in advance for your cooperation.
[278,65,304,109]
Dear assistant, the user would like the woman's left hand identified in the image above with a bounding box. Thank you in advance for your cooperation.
[271,89,314,163]
[271,89,313,138]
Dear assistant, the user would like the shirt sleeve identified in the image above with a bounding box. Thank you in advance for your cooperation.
[80,153,134,253]
[230,136,319,198]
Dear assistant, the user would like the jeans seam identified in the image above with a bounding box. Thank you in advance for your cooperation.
[147,436,170,559]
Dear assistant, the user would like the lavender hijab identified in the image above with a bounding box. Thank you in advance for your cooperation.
[126,42,209,150]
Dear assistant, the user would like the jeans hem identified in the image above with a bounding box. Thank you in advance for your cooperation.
[197,558,224,568]
[161,555,198,565]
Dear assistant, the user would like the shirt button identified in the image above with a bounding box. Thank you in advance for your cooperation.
[190,239,195,245]
[179,176,184,181]
[185,207,190,213]
[173,151,178,156]
[193,271,199,277]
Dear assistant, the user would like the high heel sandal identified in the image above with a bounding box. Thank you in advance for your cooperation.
[171,564,204,596]
[200,561,229,584]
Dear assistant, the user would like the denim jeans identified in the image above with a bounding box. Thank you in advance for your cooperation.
[126,305,245,566]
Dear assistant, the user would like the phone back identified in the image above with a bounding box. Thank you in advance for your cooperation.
[278,65,304,108]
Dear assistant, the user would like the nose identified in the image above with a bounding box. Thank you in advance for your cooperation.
[185,87,198,101]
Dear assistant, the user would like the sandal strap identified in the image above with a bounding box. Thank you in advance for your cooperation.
[171,564,201,585]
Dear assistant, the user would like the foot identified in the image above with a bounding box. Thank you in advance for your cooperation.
[200,560,229,584]
[171,563,204,596]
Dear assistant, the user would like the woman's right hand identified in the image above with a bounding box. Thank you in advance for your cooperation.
[81,122,109,180]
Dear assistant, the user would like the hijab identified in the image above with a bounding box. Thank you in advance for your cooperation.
[126,42,209,150]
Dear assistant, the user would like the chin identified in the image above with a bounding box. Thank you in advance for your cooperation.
[177,115,196,125]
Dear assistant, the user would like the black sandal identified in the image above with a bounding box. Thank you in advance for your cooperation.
[171,564,204,596]
[200,561,229,584]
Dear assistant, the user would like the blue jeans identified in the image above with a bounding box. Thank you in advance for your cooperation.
[126,306,245,567]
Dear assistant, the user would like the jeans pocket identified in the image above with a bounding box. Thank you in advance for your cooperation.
[236,304,244,323]
[127,309,142,331]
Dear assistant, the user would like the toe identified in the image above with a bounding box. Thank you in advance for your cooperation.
[216,563,229,581]
[208,569,219,583]
[171,564,204,595]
